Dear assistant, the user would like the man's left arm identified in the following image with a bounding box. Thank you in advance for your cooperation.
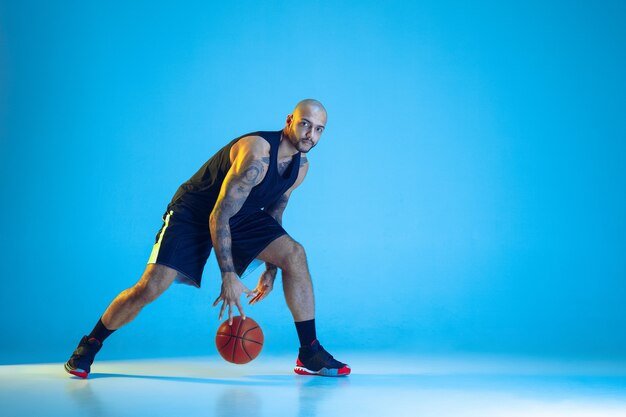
[248,156,309,305]
[263,156,309,273]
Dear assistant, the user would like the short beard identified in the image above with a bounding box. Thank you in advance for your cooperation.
[296,139,315,153]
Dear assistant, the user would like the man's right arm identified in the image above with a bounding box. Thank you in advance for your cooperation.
[209,137,269,323]
[209,137,269,273]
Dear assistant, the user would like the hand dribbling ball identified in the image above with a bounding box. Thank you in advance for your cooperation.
[216,316,264,364]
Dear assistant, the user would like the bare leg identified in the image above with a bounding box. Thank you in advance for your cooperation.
[101,263,178,330]
[255,235,350,375]
[256,235,314,321]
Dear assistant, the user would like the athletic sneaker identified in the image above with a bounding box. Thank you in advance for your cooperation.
[64,336,102,379]
[294,339,351,377]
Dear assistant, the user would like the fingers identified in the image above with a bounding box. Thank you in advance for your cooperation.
[218,299,226,321]
[215,280,258,323]
[228,302,234,325]
[248,291,268,305]
[212,294,222,307]
[235,299,246,321]
[249,284,273,304]
[248,293,259,305]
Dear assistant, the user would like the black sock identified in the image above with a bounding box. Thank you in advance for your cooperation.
[295,319,317,347]
[88,318,115,343]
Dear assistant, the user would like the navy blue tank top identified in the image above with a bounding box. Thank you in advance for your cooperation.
[168,130,301,221]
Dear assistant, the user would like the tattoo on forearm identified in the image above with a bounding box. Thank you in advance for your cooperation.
[212,222,236,273]
[210,157,269,274]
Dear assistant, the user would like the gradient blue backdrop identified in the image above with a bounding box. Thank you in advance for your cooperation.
[1,1,625,364]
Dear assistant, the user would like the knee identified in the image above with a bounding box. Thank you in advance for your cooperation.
[281,241,307,272]
[130,273,166,305]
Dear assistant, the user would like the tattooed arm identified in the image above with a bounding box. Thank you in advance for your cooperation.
[210,136,270,324]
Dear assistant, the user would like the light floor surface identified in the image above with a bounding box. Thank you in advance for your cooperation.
[1,353,626,417]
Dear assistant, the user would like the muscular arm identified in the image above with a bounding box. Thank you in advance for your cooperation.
[263,155,309,272]
[209,138,270,274]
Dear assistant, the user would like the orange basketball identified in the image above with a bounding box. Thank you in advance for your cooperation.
[215,316,264,364]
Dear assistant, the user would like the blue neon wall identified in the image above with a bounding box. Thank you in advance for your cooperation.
[1,1,625,364]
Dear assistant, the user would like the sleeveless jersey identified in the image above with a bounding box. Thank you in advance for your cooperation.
[167,130,301,221]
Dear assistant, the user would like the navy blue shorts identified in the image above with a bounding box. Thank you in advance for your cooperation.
[147,205,287,287]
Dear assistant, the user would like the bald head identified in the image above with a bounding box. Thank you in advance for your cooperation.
[283,99,327,153]
[293,99,327,121]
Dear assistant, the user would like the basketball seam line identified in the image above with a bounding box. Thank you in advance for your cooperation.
[231,318,243,363]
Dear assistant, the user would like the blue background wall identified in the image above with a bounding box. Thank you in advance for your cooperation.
[1,1,625,364]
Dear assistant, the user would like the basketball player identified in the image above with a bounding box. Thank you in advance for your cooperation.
[65,99,351,378]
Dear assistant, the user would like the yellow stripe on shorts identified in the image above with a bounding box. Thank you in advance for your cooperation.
[148,210,173,264]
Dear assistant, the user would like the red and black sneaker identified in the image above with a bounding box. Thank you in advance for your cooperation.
[294,340,351,377]
[64,336,102,379]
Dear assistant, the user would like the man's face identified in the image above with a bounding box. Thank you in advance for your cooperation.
[286,107,327,153]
